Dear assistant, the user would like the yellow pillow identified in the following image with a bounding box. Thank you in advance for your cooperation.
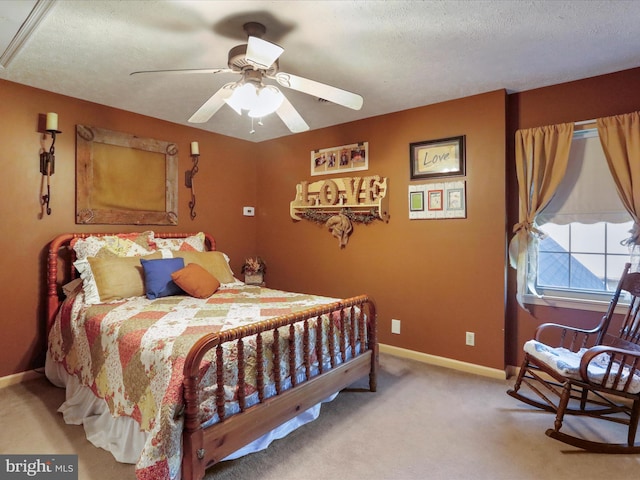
[87,252,162,302]
[171,251,235,284]
[171,263,220,298]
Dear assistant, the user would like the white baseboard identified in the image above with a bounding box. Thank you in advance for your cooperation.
[0,351,511,388]
[380,344,507,380]
[0,369,41,389]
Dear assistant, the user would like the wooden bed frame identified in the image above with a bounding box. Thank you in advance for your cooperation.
[46,232,378,480]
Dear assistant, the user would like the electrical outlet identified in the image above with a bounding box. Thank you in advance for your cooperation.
[243,206,255,216]
[466,331,475,346]
[391,319,401,334]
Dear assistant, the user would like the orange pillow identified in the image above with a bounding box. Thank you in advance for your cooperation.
[171,263,220,298]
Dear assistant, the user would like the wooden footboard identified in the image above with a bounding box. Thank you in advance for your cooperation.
[182,295,377,480]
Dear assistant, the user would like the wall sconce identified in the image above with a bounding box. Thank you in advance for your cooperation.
[185,141,199,220]
[40,112,61,215]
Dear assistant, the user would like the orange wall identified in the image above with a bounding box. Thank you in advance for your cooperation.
[0,79,258,377]
[506,67,640,367]
[7,64,638,378]
[256,90,507,370]
[0,78,508,377]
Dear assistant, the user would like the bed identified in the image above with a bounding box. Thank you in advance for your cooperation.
[44,231,377,480]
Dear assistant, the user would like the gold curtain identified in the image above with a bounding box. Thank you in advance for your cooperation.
[597,112,640,245]
[509,123,574,307]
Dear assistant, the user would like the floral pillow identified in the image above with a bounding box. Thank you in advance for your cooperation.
[71,231,156,260]
[152,232,206,252]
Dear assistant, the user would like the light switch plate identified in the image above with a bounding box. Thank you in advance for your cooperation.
[243,206,255,216]
[391,319,401,334]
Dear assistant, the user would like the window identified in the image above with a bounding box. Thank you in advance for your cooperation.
[529,127,633,306]
[536,221,632,296]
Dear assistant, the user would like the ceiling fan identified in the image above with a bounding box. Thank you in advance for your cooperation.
[131,22,363,133]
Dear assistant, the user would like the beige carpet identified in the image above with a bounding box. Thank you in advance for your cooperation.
[1,353,639,479]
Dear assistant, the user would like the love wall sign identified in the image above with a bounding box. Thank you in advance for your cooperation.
[290,175,389,221]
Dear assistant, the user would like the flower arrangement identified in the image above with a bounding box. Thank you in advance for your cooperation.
[241,257,266,275]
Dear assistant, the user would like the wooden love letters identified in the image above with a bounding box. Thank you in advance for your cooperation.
[290,175,389,247]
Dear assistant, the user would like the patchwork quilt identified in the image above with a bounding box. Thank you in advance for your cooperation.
[48,284,354,480]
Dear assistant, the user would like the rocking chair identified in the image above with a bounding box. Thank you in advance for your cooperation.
[508,262,640,453]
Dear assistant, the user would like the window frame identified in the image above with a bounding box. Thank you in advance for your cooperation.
[523,291,629,314]
[523,126,632,313]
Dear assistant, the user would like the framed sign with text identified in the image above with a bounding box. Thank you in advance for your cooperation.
[409,135,465,180]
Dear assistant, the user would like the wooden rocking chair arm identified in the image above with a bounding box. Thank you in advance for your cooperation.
[534,320,605,346]
[581,344,640,360]
[579,345,640,389]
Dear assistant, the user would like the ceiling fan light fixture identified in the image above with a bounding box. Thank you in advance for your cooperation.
[225,82,256,114]
[248,86,284,118]
[225,82,284,118]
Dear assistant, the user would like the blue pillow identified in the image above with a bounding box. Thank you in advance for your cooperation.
[140,257,185,299]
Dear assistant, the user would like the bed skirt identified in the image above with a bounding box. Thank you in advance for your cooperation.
[45,352,335,469]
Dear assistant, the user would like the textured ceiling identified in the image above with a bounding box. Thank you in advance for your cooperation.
[2,0,640,143]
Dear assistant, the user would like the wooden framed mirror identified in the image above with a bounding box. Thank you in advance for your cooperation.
[76,125,178,225]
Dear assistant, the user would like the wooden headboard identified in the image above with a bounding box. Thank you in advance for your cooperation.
[46,232,216,334]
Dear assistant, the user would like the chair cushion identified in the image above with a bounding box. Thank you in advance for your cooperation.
[524,339,640,394]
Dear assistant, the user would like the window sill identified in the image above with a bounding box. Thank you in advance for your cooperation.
[523,293,628,314]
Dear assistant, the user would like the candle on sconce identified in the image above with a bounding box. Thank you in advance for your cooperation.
[190,141,199,156]
[46,112,58,131]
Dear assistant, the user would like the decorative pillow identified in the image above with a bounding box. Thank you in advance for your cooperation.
[62,278,83,297]
[171,263,220,298]
[153,232,206,252]
[71,231,156,260]
[171,251,235,284]
[75,252,162,304]
[140,257,185,299]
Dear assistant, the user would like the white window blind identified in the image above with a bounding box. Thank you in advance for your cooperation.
[538,129,630,225]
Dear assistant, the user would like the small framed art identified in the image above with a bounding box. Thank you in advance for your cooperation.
[408,180,466,220]
[447,188,464,210]
[427,189,444,211]
[409,191,424,212]
[409,135,465,180]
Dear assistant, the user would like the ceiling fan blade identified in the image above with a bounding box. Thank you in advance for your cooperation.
[188,83,235,123]
[246,37,284,69]
[275,72,363,110]
[276,96,309,133]
[130,68,233,76]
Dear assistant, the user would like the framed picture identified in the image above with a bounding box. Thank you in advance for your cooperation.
[409,135,465,180]
[311,142,368,176]
[408,180,466,220]
[409,191,424,212]
[447,188,464,210]
[76,125,178,225]
[428,190,444,211]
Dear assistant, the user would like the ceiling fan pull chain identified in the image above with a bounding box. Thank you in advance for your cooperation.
[250,117,256,134]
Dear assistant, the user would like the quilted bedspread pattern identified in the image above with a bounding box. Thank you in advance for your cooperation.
[48,284,341,480]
